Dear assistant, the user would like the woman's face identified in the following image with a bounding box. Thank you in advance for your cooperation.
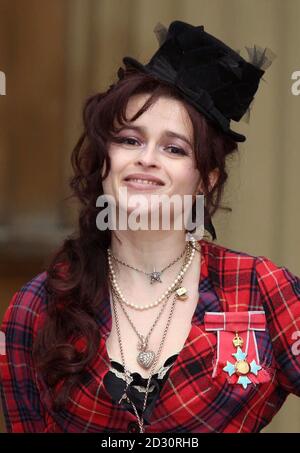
[101,93,209,227]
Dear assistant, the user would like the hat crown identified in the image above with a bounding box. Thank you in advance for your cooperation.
[121,20,276,142]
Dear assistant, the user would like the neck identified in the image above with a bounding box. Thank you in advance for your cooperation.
[110,229,190,274]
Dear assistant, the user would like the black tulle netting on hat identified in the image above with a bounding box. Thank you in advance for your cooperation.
[118,20,277,143]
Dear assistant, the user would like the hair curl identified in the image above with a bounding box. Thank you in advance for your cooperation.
[33,68,238,410]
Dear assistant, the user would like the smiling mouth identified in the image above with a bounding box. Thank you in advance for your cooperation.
[124,178,164,187]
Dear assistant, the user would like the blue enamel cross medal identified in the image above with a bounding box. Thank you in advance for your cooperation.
[223,332,262,389]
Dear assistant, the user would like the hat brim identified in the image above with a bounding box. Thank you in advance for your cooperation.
[122,57,246,143]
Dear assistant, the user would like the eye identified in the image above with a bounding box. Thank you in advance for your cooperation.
[165,145,188,156]
[113,136,188,156]
[114,136,140,146]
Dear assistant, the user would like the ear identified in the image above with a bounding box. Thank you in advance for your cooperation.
[101,160,107,180]
[197,168,219,194]
[208,168,219,191]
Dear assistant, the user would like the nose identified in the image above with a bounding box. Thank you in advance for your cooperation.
[135,143,160,168]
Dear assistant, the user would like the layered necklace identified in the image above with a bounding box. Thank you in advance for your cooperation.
[106,235,196,433]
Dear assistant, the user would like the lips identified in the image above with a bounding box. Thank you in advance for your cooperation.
[123,179,163,191]
[124,174,165,186]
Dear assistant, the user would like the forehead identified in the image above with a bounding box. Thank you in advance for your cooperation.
[124,93,193,138]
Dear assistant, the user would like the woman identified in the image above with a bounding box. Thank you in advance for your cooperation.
[0,20,299,434]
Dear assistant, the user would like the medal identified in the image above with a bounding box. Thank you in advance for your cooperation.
[223,332,262,389]
[204,311,267,388]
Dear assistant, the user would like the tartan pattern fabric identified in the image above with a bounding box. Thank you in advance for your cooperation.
[0,239,299,433]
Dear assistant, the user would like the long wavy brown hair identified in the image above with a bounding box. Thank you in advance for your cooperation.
[32,68,238,410]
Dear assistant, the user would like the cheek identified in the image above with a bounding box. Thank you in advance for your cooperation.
[172,165,200,193]
[101,149,129,193]
[108,147,132,174]
[102,170,118,196]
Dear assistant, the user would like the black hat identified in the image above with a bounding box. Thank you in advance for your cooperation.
[117,21,275,240]
[118,20,275,143]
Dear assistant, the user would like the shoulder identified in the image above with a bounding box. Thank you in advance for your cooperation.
[254,254,300,313]
[200,239,300,307]
[200,238,258,277]
[0,270,49,338]
[200,238,298,278]
[254,253,300,289]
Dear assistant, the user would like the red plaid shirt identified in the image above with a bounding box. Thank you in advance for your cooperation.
[1,239,300,433]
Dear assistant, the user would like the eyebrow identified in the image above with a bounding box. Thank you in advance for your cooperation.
[116,125,193,148]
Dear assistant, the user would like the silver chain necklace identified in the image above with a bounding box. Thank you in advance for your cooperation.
[108,242,192,370]
[108,240,195,433]
[110,271,185,433]
[108,244,187,284]
[110,283,170,370]
[107,237,195,311]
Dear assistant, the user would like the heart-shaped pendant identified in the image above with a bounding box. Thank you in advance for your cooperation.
[137,350,155,369]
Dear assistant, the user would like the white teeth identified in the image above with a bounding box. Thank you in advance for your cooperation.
[127,178,160,185]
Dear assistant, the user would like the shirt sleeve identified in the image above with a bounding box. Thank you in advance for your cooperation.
[0,273,48,432]
[255,255,300,396]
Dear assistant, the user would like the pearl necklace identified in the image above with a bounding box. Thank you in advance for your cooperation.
[107,236,196,311]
